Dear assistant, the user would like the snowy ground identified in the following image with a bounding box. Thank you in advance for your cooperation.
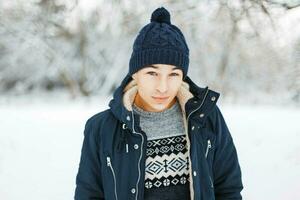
[0,94,299,200]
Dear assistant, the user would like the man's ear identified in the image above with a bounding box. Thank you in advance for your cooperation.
[132,73,137,80]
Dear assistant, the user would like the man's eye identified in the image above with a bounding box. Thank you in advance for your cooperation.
[147,72,157,76]
[146,72,179,76]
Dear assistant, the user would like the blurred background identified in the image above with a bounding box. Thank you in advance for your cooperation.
[0,0,299,199]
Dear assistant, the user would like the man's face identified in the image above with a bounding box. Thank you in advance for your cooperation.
[132,64,183,112]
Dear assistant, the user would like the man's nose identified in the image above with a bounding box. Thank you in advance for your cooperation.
[156,78,168,94]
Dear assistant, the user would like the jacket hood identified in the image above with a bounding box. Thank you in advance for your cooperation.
[108,73,220,133]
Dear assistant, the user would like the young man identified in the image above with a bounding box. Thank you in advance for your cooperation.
[74,7,243,200]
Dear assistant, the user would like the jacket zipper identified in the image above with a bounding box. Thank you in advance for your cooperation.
[106,156,119,200]
[131,110,144,200]
[186,87,210,199]
[209,175,214,188]
[205,139,214,189]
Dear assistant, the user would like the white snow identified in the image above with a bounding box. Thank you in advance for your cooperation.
[222,104,300,200]
[0,95,299,200]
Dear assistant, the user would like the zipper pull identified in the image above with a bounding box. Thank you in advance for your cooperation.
[205,139,212,158]
[125,143,129,153]
[106,156,111,166]
[208,139,211,148]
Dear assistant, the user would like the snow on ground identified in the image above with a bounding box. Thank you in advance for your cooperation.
[0,94,299,200]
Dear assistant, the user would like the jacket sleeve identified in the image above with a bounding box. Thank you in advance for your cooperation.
[212,105,243,200]
[74,118,105,200]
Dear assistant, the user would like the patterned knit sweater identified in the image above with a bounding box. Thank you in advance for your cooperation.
[132,99,190,200]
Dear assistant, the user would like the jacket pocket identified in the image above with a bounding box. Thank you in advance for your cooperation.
[106,155,119,200]
[195,127,216,189]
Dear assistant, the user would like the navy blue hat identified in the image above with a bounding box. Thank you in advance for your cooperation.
[129,7,190,78]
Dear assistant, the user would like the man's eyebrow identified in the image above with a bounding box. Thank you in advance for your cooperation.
[172,66,181,70]
[147,65,181,70]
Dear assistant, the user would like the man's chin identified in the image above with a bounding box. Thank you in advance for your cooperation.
[150,103,169,112]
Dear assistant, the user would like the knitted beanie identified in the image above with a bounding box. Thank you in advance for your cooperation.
[128,7,190,78]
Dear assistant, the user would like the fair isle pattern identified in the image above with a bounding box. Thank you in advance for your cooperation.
[145,134,190,189]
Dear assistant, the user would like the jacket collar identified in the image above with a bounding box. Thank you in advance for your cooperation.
[109,73,220,132]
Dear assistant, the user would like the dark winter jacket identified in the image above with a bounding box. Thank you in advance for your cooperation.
[74,73,243,200]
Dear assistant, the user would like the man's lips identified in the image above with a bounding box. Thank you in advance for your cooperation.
[152,96,169,100]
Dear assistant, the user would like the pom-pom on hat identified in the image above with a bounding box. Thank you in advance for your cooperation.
[129,7,190,78]
[150,7,171,24]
